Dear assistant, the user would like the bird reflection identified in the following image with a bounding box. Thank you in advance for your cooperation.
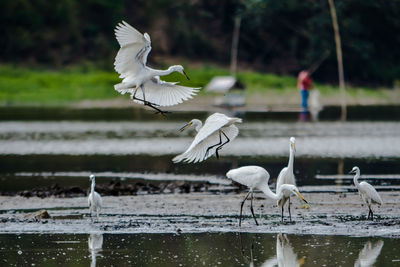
[239,233,305,267]
[276,234,305,267]
[260,234,304,267]
[88,233,103,267]
[354,240,384,267]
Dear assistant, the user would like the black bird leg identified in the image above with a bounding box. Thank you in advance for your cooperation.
[250,192,259,225]
[204,130,224,160]
[239,191,252,227]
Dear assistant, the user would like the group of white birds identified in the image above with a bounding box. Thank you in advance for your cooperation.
[87,21,383,225]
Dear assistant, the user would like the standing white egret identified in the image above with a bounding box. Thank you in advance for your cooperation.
[276,137,297,221]
[88,175,103,219]
[173,113,242,163]
[349,166,383,220]
[226,166,308,226]
[114,21,200,114]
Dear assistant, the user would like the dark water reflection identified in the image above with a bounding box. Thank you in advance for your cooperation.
[0,233,398,266]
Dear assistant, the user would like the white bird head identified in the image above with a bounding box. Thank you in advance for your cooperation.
[349,166,360,174]
[290,137,296,152]
[89,174,95,181]
[179,119,202,132]
[170,65,190,80]
[282,184,308,203]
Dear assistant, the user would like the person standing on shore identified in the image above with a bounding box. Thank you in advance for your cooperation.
[297,70,313,111]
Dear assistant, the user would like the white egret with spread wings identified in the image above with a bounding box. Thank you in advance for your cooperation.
[173,113,242,163]
[226,166,308,226]
[114,21,199,114]
[350,166,383,220]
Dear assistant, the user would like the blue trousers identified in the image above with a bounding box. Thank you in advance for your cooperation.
[301,89,309,110]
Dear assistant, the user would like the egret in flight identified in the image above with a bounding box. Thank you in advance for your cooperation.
[173,113,242,163]
[114,21,199,114]
[226,166,308,226]
[349,166,383,220]
[88,175,103,219]
[276,137,297,221]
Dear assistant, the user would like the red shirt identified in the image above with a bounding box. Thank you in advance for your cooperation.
[297,71,313,90]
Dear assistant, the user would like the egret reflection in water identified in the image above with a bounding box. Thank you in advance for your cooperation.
[354,240,384,267]
[88,233,103,267]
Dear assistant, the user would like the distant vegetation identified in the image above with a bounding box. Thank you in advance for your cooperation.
[1,0,400,86]
[0,65,393,106]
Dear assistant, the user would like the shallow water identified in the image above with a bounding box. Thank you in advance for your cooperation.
[0,233,399,266]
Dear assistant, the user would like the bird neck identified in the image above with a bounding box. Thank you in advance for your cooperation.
[259,182,278,200]
[353,170,361,188]
[91,179,96,193]
[287,145,294,171]
[152,66,178,77]
[193,120,203,132]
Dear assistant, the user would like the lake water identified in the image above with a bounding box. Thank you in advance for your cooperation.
[0,233,399,266]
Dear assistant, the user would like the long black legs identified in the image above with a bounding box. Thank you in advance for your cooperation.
[131,86,169,115]
[367,206,374,220]
[239,191,251,227]
[288,197,292,222]
[204,130,230,160]
[239,191,258,226]
[250,192,259,225]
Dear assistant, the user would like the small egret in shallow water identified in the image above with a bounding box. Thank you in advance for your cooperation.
[350,166,383,220]
[226,166,308,226]
[88,175,102,219]
[114,21,199,114]
[276,137,297,221]
[173,113,242,163]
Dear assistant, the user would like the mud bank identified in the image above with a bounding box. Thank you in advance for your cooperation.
[0,190,399,237]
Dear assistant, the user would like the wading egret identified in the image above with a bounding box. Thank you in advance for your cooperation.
[114,21,199,114]
[226,166,308,226]
[173,113,242,163]
[354,240,384,267]
[88,175,102,219]
[349,166,383,220]
[276,137,297,221]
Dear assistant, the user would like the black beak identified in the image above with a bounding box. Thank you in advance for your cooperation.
[179,123,190,132]
[348,170,354,174]
[182,70,190,80]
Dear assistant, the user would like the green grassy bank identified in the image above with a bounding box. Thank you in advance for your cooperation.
[0,65,398,106]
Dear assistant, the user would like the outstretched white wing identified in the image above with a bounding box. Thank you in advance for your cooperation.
[114,21,151,79]
[173,124,239,163]
[359,181,383,205]
[130,77,200,106]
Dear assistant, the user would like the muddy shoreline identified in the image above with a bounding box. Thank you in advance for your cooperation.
[0,190,399,237]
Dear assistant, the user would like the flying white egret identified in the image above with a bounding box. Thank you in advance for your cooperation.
[173,113,242,163]
[276,137,297,221]
[88,233,103,267]
[88,175,103,219]
[354,240,384,267]
[226,166,308,226]
[349,166,383,220]
[114,21,200,114]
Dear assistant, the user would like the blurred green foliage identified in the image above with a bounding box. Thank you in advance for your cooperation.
[0,65,389,106]
[1,0,400,85]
